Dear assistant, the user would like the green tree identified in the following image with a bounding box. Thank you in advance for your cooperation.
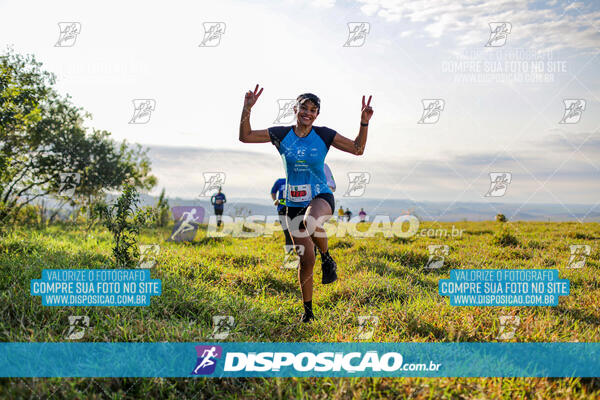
[0,48,157,226]
[155,188,170,227]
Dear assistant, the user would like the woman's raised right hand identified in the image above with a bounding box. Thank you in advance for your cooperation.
[244,84,264,110]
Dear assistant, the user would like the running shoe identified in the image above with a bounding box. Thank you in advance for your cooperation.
[301,313,315,323]
[321,251,337,284]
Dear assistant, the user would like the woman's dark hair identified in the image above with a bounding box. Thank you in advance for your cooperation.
[296,93,320,113]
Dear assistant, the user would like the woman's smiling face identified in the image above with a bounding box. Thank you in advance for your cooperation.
[295,99,319,126]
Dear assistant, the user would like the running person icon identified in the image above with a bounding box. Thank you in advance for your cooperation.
[170,208,201,241]
[239,85,373,323]
[193,346,218,374]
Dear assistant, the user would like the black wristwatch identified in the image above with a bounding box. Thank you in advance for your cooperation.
[361,122,369,127]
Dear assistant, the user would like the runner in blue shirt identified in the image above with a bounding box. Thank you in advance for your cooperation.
[210,187,226,228]
[270,177,293,248]
[239,85,373,323]
[273,166,334,260]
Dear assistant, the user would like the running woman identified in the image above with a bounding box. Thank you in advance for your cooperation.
[239,85,373,322]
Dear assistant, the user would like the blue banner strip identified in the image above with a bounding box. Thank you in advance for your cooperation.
[1,343,599,377]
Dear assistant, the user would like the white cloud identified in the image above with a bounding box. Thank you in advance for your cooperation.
[565,2,584,11]
[310,0,336,7]
[360,2,380,16]
[355,0,600,52]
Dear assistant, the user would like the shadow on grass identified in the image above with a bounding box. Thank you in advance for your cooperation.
[578,378,600,394]
[235,274,299,297]
[370,249,430,268]
[566,232,600,241]
[191,236,233,246]
[325,283,411,307]
[368,249,459,272]
[1,245,110,270]
[0,377,291,400]
[386,237,416,245]
[363,258,447,295]
[464,230,493,236]
[550,305,600,327]
[4,376,598,400]
[159,280,303,340]
[160,295,214,321]
[406,317,448,340]
[330,240,354,250]
[231,254,262,267]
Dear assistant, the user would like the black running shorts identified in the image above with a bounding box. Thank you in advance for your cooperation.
[285,193,335,230]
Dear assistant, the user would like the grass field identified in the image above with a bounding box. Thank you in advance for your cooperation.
[1,220,599,399]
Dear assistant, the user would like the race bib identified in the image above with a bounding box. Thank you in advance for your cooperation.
[288,184,311,202]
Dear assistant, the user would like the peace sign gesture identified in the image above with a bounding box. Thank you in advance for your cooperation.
[244,84,264,110]
[361,95,374,124]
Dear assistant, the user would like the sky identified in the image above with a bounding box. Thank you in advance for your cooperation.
[1,0,599,215]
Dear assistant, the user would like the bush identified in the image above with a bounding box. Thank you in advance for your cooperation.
[93,185,152,267]
[492,227,520,247]
[14,205,40,226]
[153,188,170,227]
[496,213,507,222]
[158,207,170,227]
